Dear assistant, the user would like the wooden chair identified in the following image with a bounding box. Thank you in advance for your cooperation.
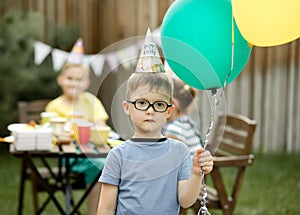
[17,100,85,215]
[17,99,50,214]
[180,113,257,215]
[18,99,51,124]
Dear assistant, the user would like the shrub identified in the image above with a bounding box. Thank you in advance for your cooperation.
[0,10,79,136]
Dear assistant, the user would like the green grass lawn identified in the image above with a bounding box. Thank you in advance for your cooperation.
[1,144,299,215]
[0,144,88,214]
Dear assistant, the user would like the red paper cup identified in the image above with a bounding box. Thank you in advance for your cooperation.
[77,122,91,145]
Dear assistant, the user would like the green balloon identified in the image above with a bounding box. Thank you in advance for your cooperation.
[161,0,252,90]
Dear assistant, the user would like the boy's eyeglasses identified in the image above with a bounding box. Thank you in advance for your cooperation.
[127,99,173,113]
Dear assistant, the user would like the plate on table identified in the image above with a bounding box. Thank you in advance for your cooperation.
[7,123,41,132]
[7,123,32,132]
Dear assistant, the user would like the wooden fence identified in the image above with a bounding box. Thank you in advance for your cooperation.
[1,0,173,52]
[1,0,300,153]
[198,41,300,153]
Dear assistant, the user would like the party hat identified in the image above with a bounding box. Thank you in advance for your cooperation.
[135,28,165,73]
[67,38,84,64]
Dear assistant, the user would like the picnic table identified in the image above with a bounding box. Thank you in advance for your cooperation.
[10,140,111,215]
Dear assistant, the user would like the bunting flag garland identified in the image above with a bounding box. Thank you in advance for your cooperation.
[116,45,139,70]
[51,48,69,71]
[83,55,96,68]
[33,26,161,76]
[34,40,136,74]
[34,41,52,65]
[90,54,105,76]
[105,53,120,73]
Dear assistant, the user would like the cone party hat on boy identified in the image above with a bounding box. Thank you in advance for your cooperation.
[67,38,84,64]
[135,28,165,73]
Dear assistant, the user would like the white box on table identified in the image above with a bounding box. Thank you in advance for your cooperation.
[12,128,53,151]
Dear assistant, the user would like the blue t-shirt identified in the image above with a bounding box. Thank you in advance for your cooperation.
[99,137,192,215]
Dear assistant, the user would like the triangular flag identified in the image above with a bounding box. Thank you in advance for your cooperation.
[135,28,165,73]
[83,55,94,67]
[52,49,69,71]
[106,53,119,73]
[90,54,105,76]
[116,44,139,70]
[34,41,52,65]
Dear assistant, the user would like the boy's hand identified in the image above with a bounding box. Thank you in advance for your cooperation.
[192,148,213,175]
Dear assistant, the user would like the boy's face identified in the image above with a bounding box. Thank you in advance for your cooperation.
[57,65,90,100]
[122,84,174,138]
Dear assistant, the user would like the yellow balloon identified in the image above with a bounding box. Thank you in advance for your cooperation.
[232,0,300,47]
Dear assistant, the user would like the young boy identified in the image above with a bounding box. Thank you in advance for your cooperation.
[97,71,213,215]
[98,28,214,213]
[97,29,213,215]
[46,63,108,124]
[46,39,109,215]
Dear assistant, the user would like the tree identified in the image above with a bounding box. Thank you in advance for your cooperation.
[0,10,59,135]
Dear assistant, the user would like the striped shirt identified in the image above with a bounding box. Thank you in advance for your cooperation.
[164,116,204,155]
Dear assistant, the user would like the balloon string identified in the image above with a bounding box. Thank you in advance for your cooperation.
[198,88,224,215]
[203,88,224,151]
[225,14,235,88]
[203,89,217,150]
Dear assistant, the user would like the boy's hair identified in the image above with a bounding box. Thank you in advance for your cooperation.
[126,73,173,101]
[61,63,90,78]
[173,79,196,113]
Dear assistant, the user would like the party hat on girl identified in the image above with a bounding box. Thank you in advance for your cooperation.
[67,38,85,64]
[135,28,165,73]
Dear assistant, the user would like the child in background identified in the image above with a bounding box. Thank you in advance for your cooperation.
[46,38,109,215]
[164,76,204,155]
[46,63,108,125]
[97,29,213,215]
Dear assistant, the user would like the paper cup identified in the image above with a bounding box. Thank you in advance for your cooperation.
[77,121,91,146]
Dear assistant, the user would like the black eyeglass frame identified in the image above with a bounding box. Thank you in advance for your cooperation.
[126,99,173,113]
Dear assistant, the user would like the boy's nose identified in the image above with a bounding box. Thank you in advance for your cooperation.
[146,106,155,114]
[68,80,78,86]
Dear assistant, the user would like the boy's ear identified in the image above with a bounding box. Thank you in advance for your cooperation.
[122,100,130,115]
[56,75,63,87]
[166,104,175,117]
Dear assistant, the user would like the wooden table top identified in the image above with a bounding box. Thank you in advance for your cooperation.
[9,141,111,158]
